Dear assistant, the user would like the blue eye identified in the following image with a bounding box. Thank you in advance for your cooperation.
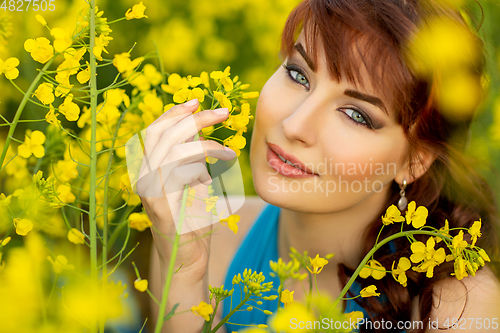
[283,63,310,89]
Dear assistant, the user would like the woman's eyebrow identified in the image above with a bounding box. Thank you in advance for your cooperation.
[293,43,316,72]
[344,89,388,116]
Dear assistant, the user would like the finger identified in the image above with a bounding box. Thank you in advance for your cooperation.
[148,138,235,171]
[143,99,200,157]
[148,108,228,163]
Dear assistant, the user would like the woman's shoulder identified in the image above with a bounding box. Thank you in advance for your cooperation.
[412,265,500,332]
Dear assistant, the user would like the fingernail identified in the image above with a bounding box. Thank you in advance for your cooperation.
[224,147,236,155]
[212,108,228,116]
[185,99,198,107]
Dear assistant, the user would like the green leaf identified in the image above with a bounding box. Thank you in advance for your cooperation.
[164,303,180,321]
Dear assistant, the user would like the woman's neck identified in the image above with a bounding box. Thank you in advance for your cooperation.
[277,187,391,273]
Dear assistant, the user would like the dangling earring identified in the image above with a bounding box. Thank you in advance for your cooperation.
[398,179,408,211]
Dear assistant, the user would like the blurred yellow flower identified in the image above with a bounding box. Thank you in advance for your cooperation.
[1,237,11,246]
[18,130,46,159]
[359,259,386,280]
[67,228,85,244]
[271,302,314,333]
[35,14,46,26]
[405,201,428,229]
[186,187,196,207]
[56,183,76,204]
[33,82,55,105]
[200,71,210,88]
[0,57,19,80]
[134,278,148,292]
[468,219,482,247]
[58,94,80,121]
[203,196,219,212]
[13,218,34,236]
[220,214,240,234]
[47,255,75,274]
[24,37,54,63]
[280,289,294,308]
[50,27,72,53]
[125,2,148,20]
[381,204,405,225]
[307,254,328,274]
[242,91,259,99]
[128,212,152,232]
[191,301,213,321]
[143,64,163,86]
[360,285,380,297]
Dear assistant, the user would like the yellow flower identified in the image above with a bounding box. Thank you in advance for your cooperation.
[478,249,490,263]
[435,219,450,243]
[220,214,240,234]
[93,34,113,61]
[281,289,294,308]
[161,73,189,94]
[134,278,148,292]
[47,255,75,274]
[186,187,196,207]
[143,64,163,86]
[54,72,74,97]
[18,130,46,158]
[50,27,72,53]
[360,285,380,297]
[453,257,468,280]
[173,87,205,104]
[468,219,482,247]
[125,2,148,20]
[451,230,468,253]
[24,37,54,63]
[405,201,428,228]
[203,196,219,212]
[77,65,91,84]
[129,212,153,232]
[112,52,143,73]
[359,259,386,280]
[270,302,315,333]
[33,82,55,105]
[57,183,76,204]
[391,257,411,287]
[410,237,446,278]
[200,71,210,88]
[59,94,80,121]
[224,114,250,133]
[68,228,85,244]
[0,57,20,80]
[191,301,213,321]
[224,135,246,156]
[213,91,232,111]
[242,91,259,99]
[210,66,233,91]
[381,204,405,225]
[35,14,47,26]
[13,218,33,236]
[307,254,329,274]
[45,104,61,127]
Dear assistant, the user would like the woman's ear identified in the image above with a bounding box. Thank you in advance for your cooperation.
[394,149,437,186]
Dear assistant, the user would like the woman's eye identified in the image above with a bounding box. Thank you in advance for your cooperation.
[342,108,372,128]
[283,64,310,89]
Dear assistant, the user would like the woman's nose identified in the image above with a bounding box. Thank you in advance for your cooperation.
[281,98,323,146]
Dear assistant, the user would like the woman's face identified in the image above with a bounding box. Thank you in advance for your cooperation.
[250,31,411,214]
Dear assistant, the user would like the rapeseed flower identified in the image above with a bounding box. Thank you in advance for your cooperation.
[173,87,205,103]
[56,183,76,204]
[112,52,143,73]
[242,91,259,99]
[33,82,55,105]
[134,278,148,292]
[13,218,33,236]
[125,2,148,20]
[468,219,482,247]
[67,228,85,244]
[35,14,46,26]
[203,196,219,212]
[271,302,315,333]
[0,57,19,80]
[213,91,232,111]
[220,214,240,234]
[186,187,196,207]
[47,255,74,274]
[307,254,328,274]
[391,257,411,287]
[224,134,246,156]
[359,259,386,280]
[50,27,72,53]
[24,37,54,63]
[128,212,152,232]
[77,65,91,84]
[58,94,80,121]
[45,104,61,127]
[381,204,405,225]
[18,130,45,158]
[191,301,213,321]
[435,219,450,243]
[410,237,446,278]
[161,73,189,94]
[405,201,428,228]
[281,289,294,308]
[210,66,233,91]
[360,285,380,297]
[93,34,113,61]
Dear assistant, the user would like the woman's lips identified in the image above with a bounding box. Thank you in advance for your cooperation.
[266,144,318,178]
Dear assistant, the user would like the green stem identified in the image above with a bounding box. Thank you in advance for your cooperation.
[0,58,55,173]
[210,295,250,333]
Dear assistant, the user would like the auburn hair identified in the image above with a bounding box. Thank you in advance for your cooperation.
[280,0,499,332]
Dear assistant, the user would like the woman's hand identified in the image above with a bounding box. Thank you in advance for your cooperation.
[137,98,235,282]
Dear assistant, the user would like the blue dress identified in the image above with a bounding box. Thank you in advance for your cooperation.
[221,204,374,333]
